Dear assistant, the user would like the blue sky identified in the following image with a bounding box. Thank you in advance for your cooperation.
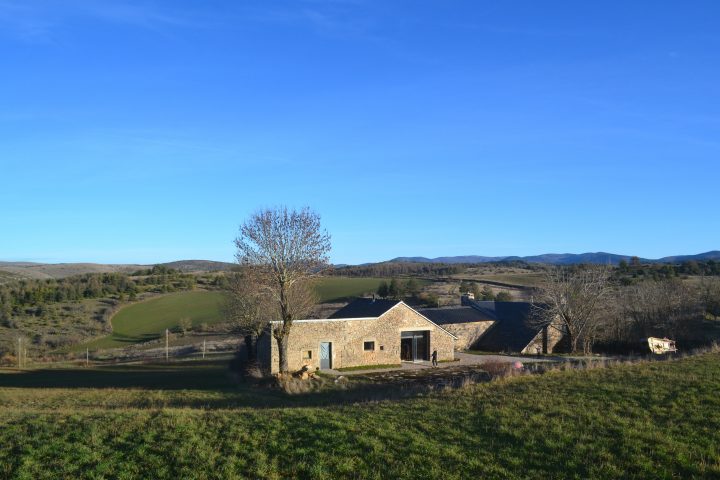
[1,1,719,265]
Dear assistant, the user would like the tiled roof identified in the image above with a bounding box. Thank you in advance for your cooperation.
[328,298,401,319]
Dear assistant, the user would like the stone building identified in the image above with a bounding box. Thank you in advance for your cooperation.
[257,298,457,374]
[420,300,565,354]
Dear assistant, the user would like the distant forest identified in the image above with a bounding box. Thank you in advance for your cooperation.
[614,258,720,283]
[330,261,542,278]
[331,259,720,280]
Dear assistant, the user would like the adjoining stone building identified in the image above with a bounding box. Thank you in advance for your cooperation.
[420,300,565,354]
[257,298,457,374]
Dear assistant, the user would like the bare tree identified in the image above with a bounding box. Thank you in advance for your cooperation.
[531,265,613,354]
[223,267,273,363]
[699,277,720,320]
[620,278,700,340]
[234,207,331,374]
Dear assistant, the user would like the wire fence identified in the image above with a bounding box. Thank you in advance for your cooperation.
[4,341,242,370]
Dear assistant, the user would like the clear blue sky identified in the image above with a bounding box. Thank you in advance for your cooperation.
[1,1,718,265]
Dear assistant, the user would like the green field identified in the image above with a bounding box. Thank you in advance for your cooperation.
[1,354,719,478]
[315,277,417,302]
[77,278,402,351]
[79,291,225,350]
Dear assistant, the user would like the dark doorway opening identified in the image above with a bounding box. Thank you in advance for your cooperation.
[400,331,429,362]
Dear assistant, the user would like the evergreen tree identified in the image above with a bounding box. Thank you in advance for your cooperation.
[405,278,420,297]
[388,278,402,298]
[376,281,389,298]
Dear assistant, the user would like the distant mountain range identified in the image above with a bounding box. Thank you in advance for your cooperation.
[2,252,719,282]
[387,251,720,266]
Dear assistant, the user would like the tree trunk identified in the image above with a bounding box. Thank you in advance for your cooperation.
[567,330,580,354]
[275,326,290,374]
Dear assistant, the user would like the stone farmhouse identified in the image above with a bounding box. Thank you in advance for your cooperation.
[257,298,457,374]
[257,296,565,374]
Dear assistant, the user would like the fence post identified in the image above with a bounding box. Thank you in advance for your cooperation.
[165,328,169,362]
[203,339,206,360]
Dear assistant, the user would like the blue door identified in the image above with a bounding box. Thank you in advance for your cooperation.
[320,342,332,369]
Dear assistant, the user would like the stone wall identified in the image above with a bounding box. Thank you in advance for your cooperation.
[263,303,456,374]
[442,321,495,350]
[521,322,565,354]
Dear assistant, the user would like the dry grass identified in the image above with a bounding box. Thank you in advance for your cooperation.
[275,373,329,394]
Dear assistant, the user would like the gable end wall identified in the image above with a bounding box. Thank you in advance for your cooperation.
[265,303,455,374]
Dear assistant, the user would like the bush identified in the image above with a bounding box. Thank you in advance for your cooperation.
[275,373,326,394]
[0,353,16,367]
[178,317,192,335]
[495,291,513,302]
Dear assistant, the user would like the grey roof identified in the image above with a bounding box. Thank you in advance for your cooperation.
[418,306,496,325]
[471,301,541,352]
[421,301,543,353]
[328,298,401,319]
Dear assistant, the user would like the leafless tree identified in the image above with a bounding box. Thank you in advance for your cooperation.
[620,278,700,340]
[223,267,273,363]
[699,277,720,320]
[531,265,613,354]
[234,207,331,373]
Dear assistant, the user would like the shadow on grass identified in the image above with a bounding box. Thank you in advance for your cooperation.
[0,360,233,390]
[0,360,489,409]
[92,332,162,346]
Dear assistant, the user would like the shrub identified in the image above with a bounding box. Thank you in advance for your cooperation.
[178,317,192,335]
[0,353,16,366]
[495,291,513,302]
[275,373,326,394]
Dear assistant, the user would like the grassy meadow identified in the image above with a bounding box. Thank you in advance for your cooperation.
[314,277,421,302]
[74,278,399,351]
[1,354,719,479]
[78,291,226,350]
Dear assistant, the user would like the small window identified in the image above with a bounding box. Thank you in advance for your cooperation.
[380,345,384,351]
[364,341,375,351]
[302,350,312,360]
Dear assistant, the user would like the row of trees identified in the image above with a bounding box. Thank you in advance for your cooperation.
[531,265,720,354]
[332,263,466,278]
[375,278,421,299]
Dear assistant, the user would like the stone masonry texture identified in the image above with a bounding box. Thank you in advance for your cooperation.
[262,302,456,374]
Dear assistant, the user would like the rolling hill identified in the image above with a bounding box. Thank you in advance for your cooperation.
[75,277,397,351]
[0,259,236,281]
[3,250,719,282]
[388,250,720,265]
